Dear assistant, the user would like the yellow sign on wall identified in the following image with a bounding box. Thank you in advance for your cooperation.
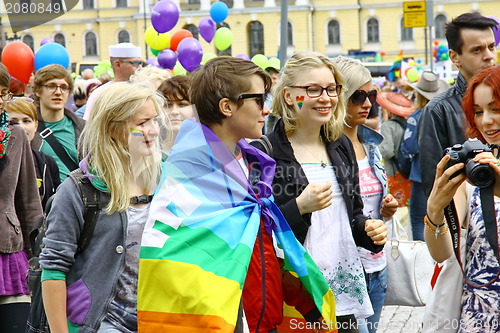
[404,1,427,28]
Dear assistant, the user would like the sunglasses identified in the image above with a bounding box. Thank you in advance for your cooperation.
[238,93,265,109]
[120,60,144,67]
[350,90,377,106]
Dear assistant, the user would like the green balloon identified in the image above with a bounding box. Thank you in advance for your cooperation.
[251,54,268,70]
[173,62,187,76]
[267,57,280,70]
[214,27,233,51]
[202,52,217,64]
[150,48,161,57]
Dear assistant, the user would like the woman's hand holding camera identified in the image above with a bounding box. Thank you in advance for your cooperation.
[471,152,500,197]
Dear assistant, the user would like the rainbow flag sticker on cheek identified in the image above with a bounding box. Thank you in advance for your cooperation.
[296,96,304,109]
[130,128,145,136]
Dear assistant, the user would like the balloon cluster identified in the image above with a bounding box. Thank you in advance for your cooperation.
[433,40,449,63]
[145,0,232,73]
[249,54,280,71]
[1,38,70,83]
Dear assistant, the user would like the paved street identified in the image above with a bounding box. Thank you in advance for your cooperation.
[377,306,425,333]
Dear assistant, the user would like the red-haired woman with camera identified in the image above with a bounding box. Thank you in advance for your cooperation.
[425,65,500,332]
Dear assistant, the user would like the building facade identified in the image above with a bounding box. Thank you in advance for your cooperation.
[0,0,498,72]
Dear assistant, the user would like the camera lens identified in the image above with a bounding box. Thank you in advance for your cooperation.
[466,161,495,188]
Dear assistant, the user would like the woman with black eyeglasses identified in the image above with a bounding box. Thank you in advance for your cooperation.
[251,51,388,333]
[333,56,398,333]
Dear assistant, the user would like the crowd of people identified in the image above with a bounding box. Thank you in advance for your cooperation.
[0,10,499,333]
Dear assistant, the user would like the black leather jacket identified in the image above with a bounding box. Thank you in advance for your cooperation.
[251,119,383,253]
[418,73,467,197]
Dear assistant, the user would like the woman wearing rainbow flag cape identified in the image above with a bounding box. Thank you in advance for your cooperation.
[252,52,388,333]
[139,57,337,332]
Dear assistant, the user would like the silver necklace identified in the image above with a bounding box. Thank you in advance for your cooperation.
[293,134,327,168]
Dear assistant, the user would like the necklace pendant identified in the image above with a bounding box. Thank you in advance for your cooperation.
[435,226,440,239]
[321,161,327,168]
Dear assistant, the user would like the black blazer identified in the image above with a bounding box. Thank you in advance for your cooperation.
[251,119,382,253]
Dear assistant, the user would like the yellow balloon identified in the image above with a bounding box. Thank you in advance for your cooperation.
[407,68,419,82]
[214,27,232,51]
[202,52,217,64]
[173,62,187,75]
[144,26,170,51]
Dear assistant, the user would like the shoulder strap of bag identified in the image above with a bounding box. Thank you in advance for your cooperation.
[444,185,500,288]
[253,135,273,158]
[68,169,108,253]
[38,121,79,171]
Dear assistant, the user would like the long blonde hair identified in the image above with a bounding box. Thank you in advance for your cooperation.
[81,82,164,213]
[272,51,346,141]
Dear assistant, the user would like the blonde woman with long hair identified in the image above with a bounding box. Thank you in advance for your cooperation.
[251,51,388,332]
[39,82,164,332]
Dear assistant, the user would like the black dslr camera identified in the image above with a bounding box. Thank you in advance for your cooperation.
[444,139,495,188]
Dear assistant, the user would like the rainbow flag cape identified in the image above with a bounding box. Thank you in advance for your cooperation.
[138,119,336,332]
[386,50,404,82]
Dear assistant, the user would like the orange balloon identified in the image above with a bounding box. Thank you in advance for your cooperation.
[433,39,439,46]
[170,29,194,52]
[1,41,34,83]
[380,51,386,56]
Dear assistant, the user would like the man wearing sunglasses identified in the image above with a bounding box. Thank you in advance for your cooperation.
[83,43,143,120]
[31,64,86,183]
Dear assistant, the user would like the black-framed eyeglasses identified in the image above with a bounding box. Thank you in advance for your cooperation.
[0,92,13,101]
[43,83,71,93]
[350,89,377,106]
[290,85,342,98]
[120,60,144,67]
[237,93,265,109]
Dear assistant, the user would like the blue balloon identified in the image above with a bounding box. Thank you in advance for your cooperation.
[34,43,70,72]
[210,2,228,24]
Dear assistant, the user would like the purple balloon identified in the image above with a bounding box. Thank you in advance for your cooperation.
[235,53,250,61]
[177,38,203,72]
[198,17,217,43]
[151,0,179,33]
[158,49,178,70]
[487,16,500,46]
[146,57,160,68]
[40,37,54,46]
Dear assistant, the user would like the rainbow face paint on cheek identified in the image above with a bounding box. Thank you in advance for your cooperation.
[296,96,304,109]
[130,128,145,136]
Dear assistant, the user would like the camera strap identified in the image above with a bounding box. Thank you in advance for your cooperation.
[444,185,500,288]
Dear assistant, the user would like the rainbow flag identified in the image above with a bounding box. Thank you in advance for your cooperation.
[138,119,336,332]
[386,50,404,82]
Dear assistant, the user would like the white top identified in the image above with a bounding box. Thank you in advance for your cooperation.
[357,157,386,273]
[301,163,373,319]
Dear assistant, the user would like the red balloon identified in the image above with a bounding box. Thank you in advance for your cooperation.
[1,42,34,83]
[380,51,386,56]
[170,29,194,52]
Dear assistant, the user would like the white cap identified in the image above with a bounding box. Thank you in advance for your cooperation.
[109,43,141,58]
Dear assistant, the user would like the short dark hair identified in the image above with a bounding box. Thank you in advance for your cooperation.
[158,75,191,102]
[0,63,10,89]
[189,57,272,126]
[445,13,498,54]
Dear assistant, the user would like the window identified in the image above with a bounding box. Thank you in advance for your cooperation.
[85,32,97,56]
[401,18,413,41]
[118,30,130,43]
[287,21,293,46]
[22,35,34,52]
[216,22,231,56]
[327,20,340,45]
[184,24,199,40]
[221,0,233,8]
[116,0,127,8]
[83,0,94,9]
[54,33,65,47]
[435,14,447,39]
[248,21,264,57]
[367,18,379,43]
